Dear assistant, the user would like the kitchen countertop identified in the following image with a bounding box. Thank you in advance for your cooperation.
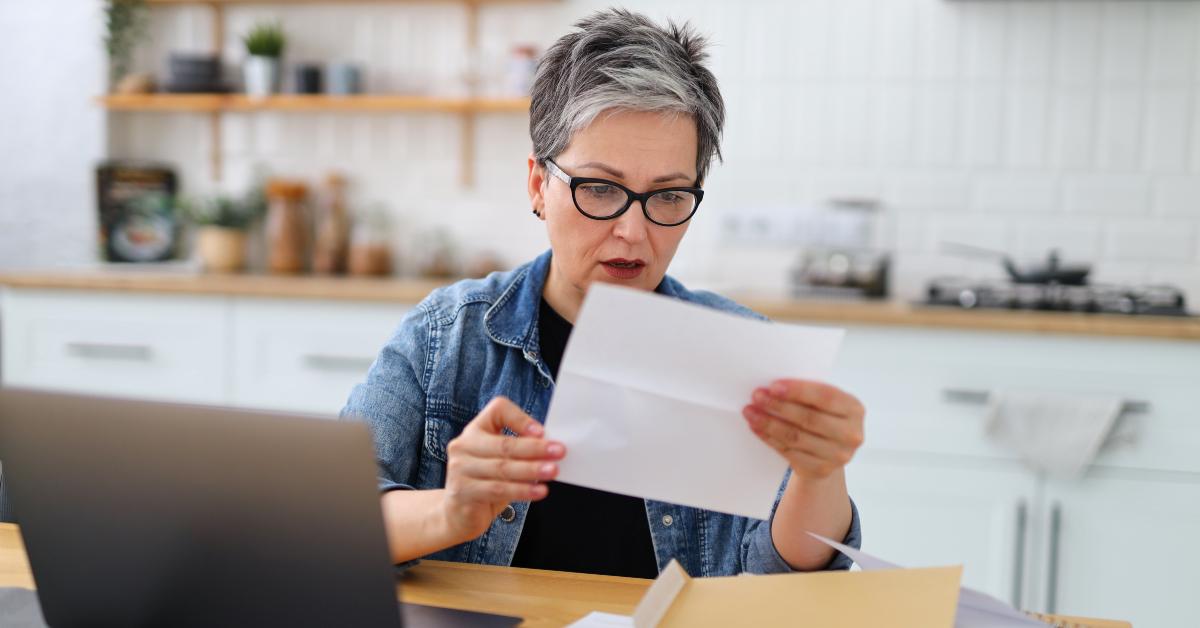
[1,270,1197,341]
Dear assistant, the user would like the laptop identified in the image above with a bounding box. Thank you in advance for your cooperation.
[0,388,520,628]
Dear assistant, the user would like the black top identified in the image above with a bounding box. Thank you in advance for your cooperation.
[508,298,660,579]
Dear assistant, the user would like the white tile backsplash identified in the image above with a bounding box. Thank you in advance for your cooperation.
[3,0,1198,300]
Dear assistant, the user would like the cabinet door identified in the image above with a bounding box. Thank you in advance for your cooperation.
[230,298,408,415]
[845,452,1038,606]
[1,288,227,404]
[1040,472,1200,626]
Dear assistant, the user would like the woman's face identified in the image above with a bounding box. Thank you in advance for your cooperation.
[529,109,699,320]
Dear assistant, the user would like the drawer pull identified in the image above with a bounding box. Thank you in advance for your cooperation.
[942,388,1149,414]
[65,342,152,361]
[301,354,375,372]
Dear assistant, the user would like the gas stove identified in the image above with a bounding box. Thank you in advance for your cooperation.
[924,277,1191,317]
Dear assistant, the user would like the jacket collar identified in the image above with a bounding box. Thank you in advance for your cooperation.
[484,248,680,355]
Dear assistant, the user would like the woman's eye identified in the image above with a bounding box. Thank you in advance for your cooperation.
[583,185,617,197]
[654,192,683,204]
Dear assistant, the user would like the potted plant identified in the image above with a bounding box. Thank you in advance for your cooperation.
[242,21,286,97]
[104,0,150,92]
[180,190,265,272]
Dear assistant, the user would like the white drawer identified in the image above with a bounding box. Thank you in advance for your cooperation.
[830,325,1200,474]
[230,298,409,415]
[1,288,227,404]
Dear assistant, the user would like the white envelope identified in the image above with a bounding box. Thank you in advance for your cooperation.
[544,283,844,520]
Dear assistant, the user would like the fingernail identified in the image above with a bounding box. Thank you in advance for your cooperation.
[770,382,787,397]
[531,484,547,498]
[527,423,544,436]
[539,463,556,478]
[547,443,565,457]
[753,389,768,403]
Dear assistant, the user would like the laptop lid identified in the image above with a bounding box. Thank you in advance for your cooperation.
[0,388,401,627]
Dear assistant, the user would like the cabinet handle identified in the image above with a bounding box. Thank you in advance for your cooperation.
[1012,499,1028,609]
[65,342,152,361]
[1046,501,1063,615]
[942,388,1149,414]
[301,354,375,372]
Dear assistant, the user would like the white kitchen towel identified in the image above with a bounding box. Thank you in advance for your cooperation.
[985,389,1123,479]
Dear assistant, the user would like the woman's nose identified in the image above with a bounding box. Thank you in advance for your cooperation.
[611,200,649,243]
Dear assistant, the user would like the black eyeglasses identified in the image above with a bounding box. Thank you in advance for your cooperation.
[543,159,704,227]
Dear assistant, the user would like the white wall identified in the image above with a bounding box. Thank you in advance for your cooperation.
[0,0,106,269]
[2,1,1199,303]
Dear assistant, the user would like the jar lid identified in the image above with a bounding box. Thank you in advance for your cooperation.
[266,179,308,201]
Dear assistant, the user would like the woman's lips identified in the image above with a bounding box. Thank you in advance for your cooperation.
[601,258,645,280]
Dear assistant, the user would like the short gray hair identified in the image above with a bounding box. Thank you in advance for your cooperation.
[530,8,725,184]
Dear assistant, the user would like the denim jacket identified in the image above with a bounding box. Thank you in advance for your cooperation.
[341,249,861,576]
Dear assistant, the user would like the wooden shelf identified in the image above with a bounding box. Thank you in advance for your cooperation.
[99,93,531,113]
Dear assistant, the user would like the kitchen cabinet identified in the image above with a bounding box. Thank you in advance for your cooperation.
[845,453,1037,605]
[1,289,228,404]
[230,298,408,414]
[0,288,406,415]
[1041,472,1200,627]
[835,324,1200,626]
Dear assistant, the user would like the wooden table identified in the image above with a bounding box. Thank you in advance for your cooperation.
[0,523,1127,627]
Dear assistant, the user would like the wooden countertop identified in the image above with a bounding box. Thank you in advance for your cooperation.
[0,523,1129,627]
[1,270,1197,341]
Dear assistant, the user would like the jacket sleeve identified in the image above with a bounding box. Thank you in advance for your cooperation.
[340,303,433,568]
[341,303,433,491]
[740,469,862,574]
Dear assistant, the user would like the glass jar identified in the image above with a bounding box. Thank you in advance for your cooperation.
[265,179,309,274]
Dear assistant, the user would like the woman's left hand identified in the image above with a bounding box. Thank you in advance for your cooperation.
[742,379,865,479]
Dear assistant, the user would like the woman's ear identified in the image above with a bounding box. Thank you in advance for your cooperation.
[527,154,546,219]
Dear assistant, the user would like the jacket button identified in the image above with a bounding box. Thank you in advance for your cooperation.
[662,514,673,527]
[500,505,516,522]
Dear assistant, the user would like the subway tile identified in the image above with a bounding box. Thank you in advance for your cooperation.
[874,85,917,167]
[1050,87,1097,169]
[1095,88,1144,171]
[886,173,972,213]
[973,174,1060,214]
[924,214,1014,254]
[914,86,960,166]
[1147,2,1199,83]
[1054,1,1101,86]
[1103,221,1196,263]
[1007,3,1055,83]
[1099,2,1149,84]
[831,0,875,80]
[960,1,1008,81]
[961,86,1005,167]
[915,1,961,81]
[1143,88,1192,172]
[830,84,875,166]
[873,0,917,80]
[1005,89,1050,168]
[1152,176,1200,218]
[1065,174,1150,215]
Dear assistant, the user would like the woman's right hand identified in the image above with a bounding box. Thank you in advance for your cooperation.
[439,396,565,544]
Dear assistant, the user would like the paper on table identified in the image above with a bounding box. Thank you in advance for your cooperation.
[807,532,1050,628]
[544,283,844,520]
[567,611,634,628]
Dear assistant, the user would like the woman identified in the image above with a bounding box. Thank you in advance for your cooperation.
[342,8,864,578]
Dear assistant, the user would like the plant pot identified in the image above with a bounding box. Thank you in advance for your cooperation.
[196,226,248,273]
[243,55,280,97]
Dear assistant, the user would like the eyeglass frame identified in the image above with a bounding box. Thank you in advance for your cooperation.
[542,158,705,227]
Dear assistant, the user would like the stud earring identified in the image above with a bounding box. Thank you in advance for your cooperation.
[532,208,542,218]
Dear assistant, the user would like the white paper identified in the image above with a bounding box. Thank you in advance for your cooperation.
[807,533,1049,628]
[544,283,844,520]
[568,611,635,628]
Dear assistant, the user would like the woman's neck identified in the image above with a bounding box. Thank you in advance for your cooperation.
[541,260,583,324]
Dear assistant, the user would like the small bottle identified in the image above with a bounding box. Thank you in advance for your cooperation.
[313,172,350,274]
